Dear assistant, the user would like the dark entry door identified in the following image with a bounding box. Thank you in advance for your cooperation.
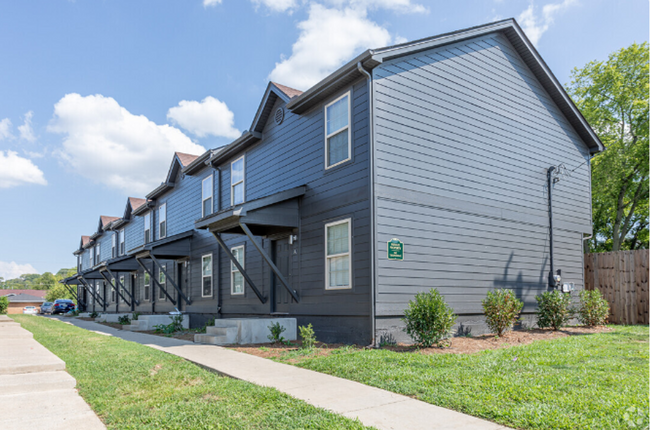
[272,238,292,313]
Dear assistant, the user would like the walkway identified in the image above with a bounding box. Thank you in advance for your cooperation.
[0,315,105,430]
[55,316,509,430]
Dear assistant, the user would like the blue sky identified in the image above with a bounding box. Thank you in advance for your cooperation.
[0,0,647,279]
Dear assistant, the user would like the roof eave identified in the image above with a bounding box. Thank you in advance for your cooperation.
[182,150,214,175]
[206,132,262,168]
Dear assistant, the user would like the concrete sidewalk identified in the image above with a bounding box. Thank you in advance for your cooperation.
[57,316,509,430]
[0,316,105,430]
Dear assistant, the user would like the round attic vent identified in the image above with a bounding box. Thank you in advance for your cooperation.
[274,107,284,125]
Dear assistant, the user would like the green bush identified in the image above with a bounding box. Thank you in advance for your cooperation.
[536,290,573,330]
[132,312,141,321]
[89,311,99,318]
[402,288,457,347]
[117,315,131,325]
[577,290,609,326]
[0,296,8,314]
[268,322,287,343]
[482,289,524,336]
[154,314,184,335]
[299,323,316,349]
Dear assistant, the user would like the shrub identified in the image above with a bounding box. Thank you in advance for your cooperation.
[299,323,317,349]
[536,290,573,330]
[0,296,8,315]
[482,289,524,336]
[89,311,99,318]
[154,314,184,335]
[577,290,609,326]
[197,317,215,334]
[117,315,131,325]
[267,322,286,343]
[132,312,141,321]
[402,288,457,347]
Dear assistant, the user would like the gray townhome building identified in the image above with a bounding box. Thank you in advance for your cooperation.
[62,19,603,344]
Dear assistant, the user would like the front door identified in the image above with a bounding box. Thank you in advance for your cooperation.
[272,237,292,314]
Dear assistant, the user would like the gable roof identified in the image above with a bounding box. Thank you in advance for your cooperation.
[6,293,46,303]
[81,236,91,247]
[273,82,303,99]
[175,152,199,167]
[0,289,47,298]
[129,197,147,212]
[250,82,303,134]
[285,18,604,153]
[147,152,202,200]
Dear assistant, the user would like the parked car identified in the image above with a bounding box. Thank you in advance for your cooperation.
[51,299,76,315]
[40,302,53,314]
[23,306,38,315]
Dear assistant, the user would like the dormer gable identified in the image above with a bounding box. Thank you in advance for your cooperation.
[250,82,303,134]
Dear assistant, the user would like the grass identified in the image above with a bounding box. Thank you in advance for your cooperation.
[12,315,369,430]
[278,326,650,430]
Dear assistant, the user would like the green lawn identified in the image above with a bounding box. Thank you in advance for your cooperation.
[12,315,369,430]
[278,326,649,430]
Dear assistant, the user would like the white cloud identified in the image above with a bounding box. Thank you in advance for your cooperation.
[48,93,205,195]
[518,0,577,45]
[341,0,427,13]
[268,4,394,90]
[203,0,222,7]
[0,118,13,140]
[167,96,240,139]
[0,261,38,280]
[18,111,36,142]
[0,150,47,188]
[252,0,299,13]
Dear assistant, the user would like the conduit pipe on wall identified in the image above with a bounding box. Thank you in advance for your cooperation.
[547,166,557,290]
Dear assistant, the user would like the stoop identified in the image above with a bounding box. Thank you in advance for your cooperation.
[195,318,297,345]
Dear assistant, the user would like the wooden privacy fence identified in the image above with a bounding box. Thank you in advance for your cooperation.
[584,250,649,325]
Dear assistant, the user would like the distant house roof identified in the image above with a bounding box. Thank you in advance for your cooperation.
[175,152,199,167]
[6,293,47,303]
[129,197,147,212]
[0,289,47,298]
[272,82,303,99]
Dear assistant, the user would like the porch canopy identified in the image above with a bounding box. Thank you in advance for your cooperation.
[195,186,306,305]
[98,255,141,306]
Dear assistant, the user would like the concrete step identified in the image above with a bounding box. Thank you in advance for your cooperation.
[0,370,76,395]
[0,339,66,375]
[206,325,238,337]
[194,333,228,345]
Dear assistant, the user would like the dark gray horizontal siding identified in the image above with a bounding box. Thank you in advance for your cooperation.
[373,32,591,317]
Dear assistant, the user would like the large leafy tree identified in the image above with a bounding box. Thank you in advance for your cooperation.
[567,42,649,252]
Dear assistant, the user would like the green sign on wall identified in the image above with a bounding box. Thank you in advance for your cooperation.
[387,238,404,260]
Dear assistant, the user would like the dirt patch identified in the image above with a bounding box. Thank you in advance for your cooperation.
[150,364,163,376]
[230,326,612,360]
[98,321,125,330]
[139,330,198,342]
[78,317,96,321]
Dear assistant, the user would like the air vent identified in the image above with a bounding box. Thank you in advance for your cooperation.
[274,107,284,125]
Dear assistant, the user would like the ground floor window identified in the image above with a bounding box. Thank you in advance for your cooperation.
[159,269,166,300]
[144,272,150,301]
[120,276,125,303]
[325,218,352,290]
[202,254,213,297]
[231,246,244,295]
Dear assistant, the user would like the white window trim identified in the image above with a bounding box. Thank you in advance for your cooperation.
[230,155,245,207]
[201,253,213,298]
[111,234,117,258]
[324,218,352,290]
[144,212,151,244]
[230,245,245,295]
[95,244,101,265]
[202,174,213,218]
[324,91,352,170]
[119,229,125,256]
[159,203,167,239]
[158,270,166,300]
[119,276,125,303]
[144,272,151,301]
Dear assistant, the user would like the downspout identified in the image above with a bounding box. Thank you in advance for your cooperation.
[357,62,377,348]
[547,166,556,289]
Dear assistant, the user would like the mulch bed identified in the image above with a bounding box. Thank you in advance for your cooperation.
[229,326,612,360]
[93,321,197,341]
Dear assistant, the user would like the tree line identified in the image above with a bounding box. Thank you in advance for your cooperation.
[0,268,78,303]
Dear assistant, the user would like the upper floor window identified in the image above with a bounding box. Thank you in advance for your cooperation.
[144,212,151,244]
[325,92,351,169]
[111,233,117,258]
[231,156,245,206]
[95,243,101,265]
[159,203,167,239]
[202,254,213,297]
[325,219,352,290]
[202,175,213,217]
[231,246,244,295]
[118,229,125,256]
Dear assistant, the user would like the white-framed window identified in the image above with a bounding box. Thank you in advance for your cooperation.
[111,233,117,258]
[231,155,245,206]
[325,219,352,290]
[202,174,213,217]
[120,276,125,303]
[202,254,213,297]
[324,92,351,169]
[95,243,101,265]
[144,212,151,244]
[119,229,125,256]
[111,284,116,302]
[159,203,167,239]
[159,269,166,300]
[231,245,244,295]
[144,272,150,301]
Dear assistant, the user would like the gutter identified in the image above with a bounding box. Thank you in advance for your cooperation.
[357,62,377,348]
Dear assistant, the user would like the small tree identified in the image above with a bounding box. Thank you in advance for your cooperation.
[402,288,457,347]
[536,290,573,330]
[298,324,317,349]
[577,290,610,326]
[0,296,8,314]
[482,289,524,336]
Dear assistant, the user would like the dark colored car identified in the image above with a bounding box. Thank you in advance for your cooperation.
[51,299,76,315]
[40,302,53,314]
